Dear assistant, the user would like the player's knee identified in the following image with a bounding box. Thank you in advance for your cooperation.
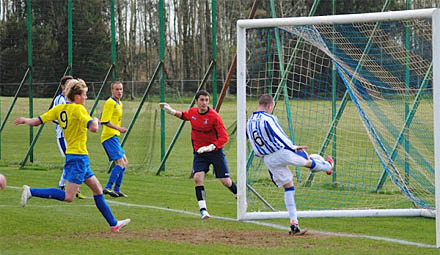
[194,179,203,186]
[304,159,312,168]
[89,184,103,195]
[93,186,103,195]
[193,174,204,185]
[64,197,75,203]
[283,181,294,189]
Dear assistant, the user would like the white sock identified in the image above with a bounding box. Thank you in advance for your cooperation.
[284,188,297,225]
[311,158,332,172]
[198,200,207,211]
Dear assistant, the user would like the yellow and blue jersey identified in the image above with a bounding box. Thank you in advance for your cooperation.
[100,97,123,143]
[39,104,93,155]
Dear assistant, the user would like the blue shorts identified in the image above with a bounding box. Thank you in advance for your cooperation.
[63,154,94,184]
[102,136,125,161]
[192,148,230,178]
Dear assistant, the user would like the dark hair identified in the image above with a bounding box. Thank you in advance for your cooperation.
[258,94,274,107]
[60,75,74,86]
[195,90,210,100]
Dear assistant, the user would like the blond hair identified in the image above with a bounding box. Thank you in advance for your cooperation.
[65,79,88,102]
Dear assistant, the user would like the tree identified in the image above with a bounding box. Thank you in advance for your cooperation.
[71,0,112,83]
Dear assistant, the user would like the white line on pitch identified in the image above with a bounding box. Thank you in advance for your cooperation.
[5,185,436,248]
[6,186,21,189]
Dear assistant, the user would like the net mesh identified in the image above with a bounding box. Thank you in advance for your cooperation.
[245,17,434,213]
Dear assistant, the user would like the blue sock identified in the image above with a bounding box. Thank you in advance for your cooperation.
[93,194,117,226]
[114,168,125,192]
[106,165,123,189]
[30,188,65,201]
[310,158,316,170]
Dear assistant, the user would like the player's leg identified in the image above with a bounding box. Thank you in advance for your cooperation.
[85,176,117,225]
[194,172,210,219]
[102,137,123,197]
[64,172,86,199]
[57,137,85,198]
[20,185,67,207]
[219,177,237,198]
[104,164,122,197]
[193,153,210,219]
[64,181,80,202]
[210,149,237,198]
[264,151,305,234]
[266,159,298,226]
[303,151,333,174]
[286,149,333,175]
[84,175,130,231]
[24,181,80,204]
[282,182,299,231]
[52,154,84,203]
[21,153,88,207]
[56,137,67,189]
[21,155,88,207]
[114,155,128,197]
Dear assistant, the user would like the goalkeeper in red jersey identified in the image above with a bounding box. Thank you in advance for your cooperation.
[160,90,237,219]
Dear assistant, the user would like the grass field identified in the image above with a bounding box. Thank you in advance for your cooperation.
[0,96,438,254]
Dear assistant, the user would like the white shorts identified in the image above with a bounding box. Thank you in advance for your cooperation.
[263,148,309,187]
[56,137,67,158]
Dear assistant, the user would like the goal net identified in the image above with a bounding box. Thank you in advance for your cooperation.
[236,9,440,223]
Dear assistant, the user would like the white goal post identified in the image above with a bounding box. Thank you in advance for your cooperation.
[236,8,440,248]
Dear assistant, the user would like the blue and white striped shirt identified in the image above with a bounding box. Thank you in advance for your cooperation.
[246,111,297,157]
[53,93,66,139]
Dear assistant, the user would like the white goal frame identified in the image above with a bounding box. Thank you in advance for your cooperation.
[236,8,440,248]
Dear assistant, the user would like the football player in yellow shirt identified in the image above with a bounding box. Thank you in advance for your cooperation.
[101,81,129,198]
[53,75,85,199]
[14,79,130,232]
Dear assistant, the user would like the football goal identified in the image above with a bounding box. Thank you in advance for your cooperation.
[236,8,440,247]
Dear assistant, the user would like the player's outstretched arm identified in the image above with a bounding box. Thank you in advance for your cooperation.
[159,102,182,118]
[104,122,127,133]
[14,117,41,127]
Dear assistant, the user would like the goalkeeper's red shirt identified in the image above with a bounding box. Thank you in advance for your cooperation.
[181,107,228,152]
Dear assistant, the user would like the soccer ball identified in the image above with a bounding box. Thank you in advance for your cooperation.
[309,153,324,162]
[0,174,6,190]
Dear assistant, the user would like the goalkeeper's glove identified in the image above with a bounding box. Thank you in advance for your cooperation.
[197,144,216,154]
[159,102,176,115]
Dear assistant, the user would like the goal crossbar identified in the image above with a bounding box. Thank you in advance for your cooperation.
[237,8,437,28]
